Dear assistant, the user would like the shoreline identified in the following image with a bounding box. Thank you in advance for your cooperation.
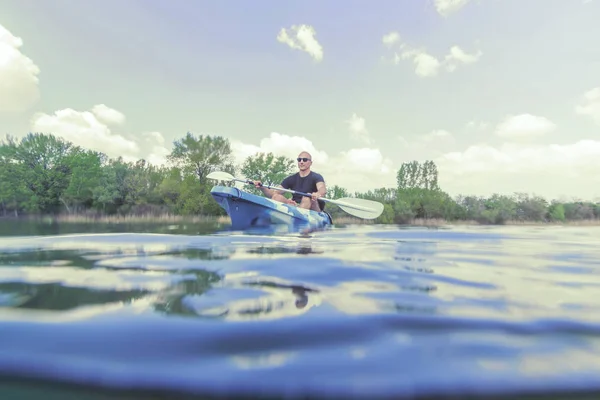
[2,214,599,227]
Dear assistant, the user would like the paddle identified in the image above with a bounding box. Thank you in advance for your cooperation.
[207,171,384,219]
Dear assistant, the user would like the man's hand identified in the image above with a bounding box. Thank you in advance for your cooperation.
[253,180,262,188]
[311,192,321,201]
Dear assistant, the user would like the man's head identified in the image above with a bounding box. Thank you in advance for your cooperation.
[296,151,312,171]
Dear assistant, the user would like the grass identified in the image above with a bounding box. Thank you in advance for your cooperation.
[13,213,230,224]
[406,218,600,227]
[4,212,600,227]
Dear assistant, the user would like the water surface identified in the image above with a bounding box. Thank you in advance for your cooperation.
[1,222,600,399]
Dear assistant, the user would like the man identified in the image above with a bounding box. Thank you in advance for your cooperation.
[253,151,327,212]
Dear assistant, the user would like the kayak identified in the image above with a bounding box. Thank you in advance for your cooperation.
[207,171,384,228]
[210,185,333,231]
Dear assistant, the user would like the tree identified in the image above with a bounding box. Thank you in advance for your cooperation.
[0,152,31,216]
[60,149,105,213]
[483,194,517,224]
[157,167,183,208]
[514,192,548,221]
[327,185,349,199]
[1,133,75,213]
[240,152,295,195]
[168,133,235,182]
[397,160,439,190]
[547,201,565,222]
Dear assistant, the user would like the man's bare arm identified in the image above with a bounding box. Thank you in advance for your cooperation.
[315,182,327,198]
[255,182,285,198]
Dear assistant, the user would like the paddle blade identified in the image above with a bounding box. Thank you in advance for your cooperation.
[207,171,235,181]
[330,197,384,220]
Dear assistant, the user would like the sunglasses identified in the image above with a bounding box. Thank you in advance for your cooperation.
[297,158,311,162]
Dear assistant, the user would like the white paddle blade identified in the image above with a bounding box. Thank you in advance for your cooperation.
[207,171,235,181]
[330,197,384,219]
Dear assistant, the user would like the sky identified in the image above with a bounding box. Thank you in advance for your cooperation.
[1,0,599,201]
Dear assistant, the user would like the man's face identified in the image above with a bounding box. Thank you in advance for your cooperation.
[297,153,311,170]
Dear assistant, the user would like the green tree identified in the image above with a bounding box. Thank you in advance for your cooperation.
[157,167,183,209]
[397,160,439,190]
[60,149,105,213]
[1,133,75,213]
[547,201,565,222]
[455,195,485,221]
[483,194,517,224]
[328,185,349,199]
[563,202,595,220]
[375,203,395,224]
[0,153,31,216]
[393,197,415,223]
[240,152,295,195]
[168,133,236,182]
[514,192,548,221]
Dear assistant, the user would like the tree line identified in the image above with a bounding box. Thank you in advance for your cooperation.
[0,132,598,224]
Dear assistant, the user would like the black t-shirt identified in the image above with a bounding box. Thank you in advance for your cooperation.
[281,171,326,211]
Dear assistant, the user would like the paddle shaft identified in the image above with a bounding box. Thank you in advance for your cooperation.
[241,178,375,212]
[206,170,383,218]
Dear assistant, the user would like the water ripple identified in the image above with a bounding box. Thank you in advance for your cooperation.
[1,224,600,399]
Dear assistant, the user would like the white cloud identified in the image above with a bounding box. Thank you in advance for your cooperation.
[575,87,600,125]
[495,114,557,139]
[435,140,600,200]
[425,129,453,141]
[399,129,454,145]
[31,107,139,159]
[410,52,442,77]
[392,117,600,200]
[0,23,41,112]
[398,129,456,158]
[466,120,490,130]
[346,113,370,144]
[230,131,328,166]
[230,132,396,193]
[382,32,400,47]
[444,45,483,72]
[277,24,323,62]
[91,104,126,126]
[434,0,473,17]
[383,32,481,77]
[29,105,169,165]
[142,131,170,166]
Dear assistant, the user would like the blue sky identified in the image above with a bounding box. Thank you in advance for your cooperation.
[1,0,599,200]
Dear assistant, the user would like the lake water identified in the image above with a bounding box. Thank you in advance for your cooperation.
[1,220,600,399]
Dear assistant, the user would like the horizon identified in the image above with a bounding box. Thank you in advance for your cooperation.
[1,0,599,202]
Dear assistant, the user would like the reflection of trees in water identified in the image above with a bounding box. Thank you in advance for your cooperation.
[0,249,150,310]
[0,272,224,314]
[152,271,222,316]
[244,281,318,310]
[0,245,320,319]
[393,302,437,314]
[0,244,326,319]
[0,247,226,313]
[1,282,150,310]
[175,279,321,321]
[0,243,441,321]
[0,249,96,269]
[394,255,436,274]
[158,248,235,260]
[156,244,320,261]
[391,254,438,313]
[246,244,322,256]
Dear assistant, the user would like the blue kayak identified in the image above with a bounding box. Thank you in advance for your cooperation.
[210,185,333,231]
